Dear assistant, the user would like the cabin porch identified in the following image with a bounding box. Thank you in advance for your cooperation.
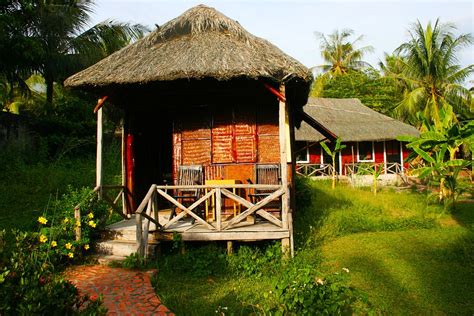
[131,182,291,256]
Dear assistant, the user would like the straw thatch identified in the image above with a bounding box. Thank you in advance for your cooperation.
[295,98,419,142]
[64,4,311,88]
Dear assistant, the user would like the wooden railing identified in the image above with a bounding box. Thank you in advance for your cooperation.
[135,183,287,257]
[345,162,403,175]
[296,163,334,177]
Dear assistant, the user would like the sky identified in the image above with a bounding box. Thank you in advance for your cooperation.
[89,0,474,82]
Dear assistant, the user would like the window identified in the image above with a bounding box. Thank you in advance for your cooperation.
[357,141,374,162]
[295,141,309,163]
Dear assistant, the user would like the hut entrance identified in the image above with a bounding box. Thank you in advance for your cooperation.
[128,110,173,205]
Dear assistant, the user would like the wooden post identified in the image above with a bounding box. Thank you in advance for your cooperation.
[74,207,81,241]
[279,84,291,257]
[96,107,103,198]
[383,141,387,174]
[216,188,222,231]
[400,142,404,174]
[227,241,233,255]
[121,122,127,215]
[136,211,143,256]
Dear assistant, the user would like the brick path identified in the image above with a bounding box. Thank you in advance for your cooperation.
[65,265,173,316]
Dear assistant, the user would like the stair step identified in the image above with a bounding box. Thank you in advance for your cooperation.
[101,229,159,242]
[95,254,127,265]
[96,240,157,257]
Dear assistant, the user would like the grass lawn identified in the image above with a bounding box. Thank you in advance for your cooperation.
[152,179,474,315]
[0,145,120,230]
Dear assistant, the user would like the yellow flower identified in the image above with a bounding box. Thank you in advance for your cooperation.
[87,212,94,219]
[65,242,72,250]
[63,218,69,224]
[39,234,48,243]
[51,241,57,248]
[88,220,96,228]
[75,221,81,227]
[68,252,74,258]
[84,244,90,250]
[38,216,48,225]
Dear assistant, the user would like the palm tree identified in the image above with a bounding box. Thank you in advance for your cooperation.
[1,0,148,105]
[391,19,473,128]
[315,28,373,76]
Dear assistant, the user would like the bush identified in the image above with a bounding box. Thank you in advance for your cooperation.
[157,244,228,278]
[263,266,370,315]
[0,230,106,315]
[227,242,282,277]
[34,186,110,265]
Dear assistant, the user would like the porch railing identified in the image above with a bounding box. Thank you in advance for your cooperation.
[345,162,403,175]
[296,163,334,177]
[135,184,287,257]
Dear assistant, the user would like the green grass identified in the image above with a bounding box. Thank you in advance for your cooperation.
[151,179,473,315]
[0,144,121,230]
[1,146,472,315]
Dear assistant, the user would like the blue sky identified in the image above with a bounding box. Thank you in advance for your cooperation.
[90,0,473,82]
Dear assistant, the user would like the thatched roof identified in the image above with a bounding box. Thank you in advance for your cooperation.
[64,5,311,89]
[295,98,419,142]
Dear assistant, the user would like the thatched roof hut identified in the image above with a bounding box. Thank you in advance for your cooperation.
[64,4,311,90]
[295,98,419,142]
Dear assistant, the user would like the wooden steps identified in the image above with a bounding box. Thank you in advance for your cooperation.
[95,216,159,263]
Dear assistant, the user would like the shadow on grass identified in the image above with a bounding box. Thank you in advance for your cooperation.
[339,230,474,315]
[293,178,353,248]
[451,200,474,229]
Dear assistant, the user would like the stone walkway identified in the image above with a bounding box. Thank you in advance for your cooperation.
[65,265,173,316]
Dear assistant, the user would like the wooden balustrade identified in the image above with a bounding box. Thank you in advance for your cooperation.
[135,183,287,257]
[296,163,334,177]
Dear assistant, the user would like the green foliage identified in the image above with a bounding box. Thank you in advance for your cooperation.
[119,252,148,270]
[314,28,373,75]
[392,19,473,127]
[227,242,282,278]
[320,138,346,189]
[401,116,473,207]
[0,230,106,315]
[0,143,121,231]
[157,244,228,278]
[263,266,369,315]
[311,69,403,115]
[0,0,147,104]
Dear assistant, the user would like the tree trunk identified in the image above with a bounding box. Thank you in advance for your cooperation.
[332,155,336,189]
[46,76,54,104]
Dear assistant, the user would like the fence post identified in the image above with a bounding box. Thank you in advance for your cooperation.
[74,207,81,241]
[216,188,222,231]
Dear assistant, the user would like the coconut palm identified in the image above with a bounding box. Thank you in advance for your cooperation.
[392,19,473,128]
[1,0,148,105]
[315,28,374,76]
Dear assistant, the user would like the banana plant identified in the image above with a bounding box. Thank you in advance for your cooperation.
[320,138,346,189]
[411,144,471,207]
[356,163,384,195]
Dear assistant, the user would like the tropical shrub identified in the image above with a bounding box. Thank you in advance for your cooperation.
[35,186,110,264]
[262,266,370,315]
[0,230,106,315]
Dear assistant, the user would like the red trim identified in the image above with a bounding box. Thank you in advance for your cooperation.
[262,82,286,102]
[93,96,108,113]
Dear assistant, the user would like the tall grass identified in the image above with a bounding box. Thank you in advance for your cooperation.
[294,178,444,247]
[0,141,121,230]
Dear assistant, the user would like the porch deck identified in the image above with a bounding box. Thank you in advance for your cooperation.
[107,214,289,242]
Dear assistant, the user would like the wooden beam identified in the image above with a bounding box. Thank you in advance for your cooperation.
[180,231,290,241]
[216,188,222,231]
[96,107,103,198]
[223,188,285,229]
[219,189,283,227]
[156,188,215,230]
[279,84,289,230]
